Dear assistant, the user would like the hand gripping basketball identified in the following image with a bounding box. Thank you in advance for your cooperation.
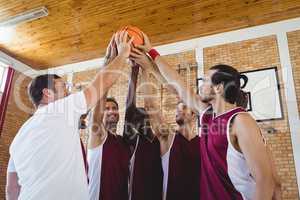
[121,26,144,46]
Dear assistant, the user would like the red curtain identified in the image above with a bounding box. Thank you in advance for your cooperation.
[0,67,15,135]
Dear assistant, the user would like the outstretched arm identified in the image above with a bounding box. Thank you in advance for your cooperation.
[88,34,119,149]
[84,31,133,110]
[88,94,107,149]
[130,49,171,138]
[135,33,208,115]
[141,55,178,95]
[141,68,170,138]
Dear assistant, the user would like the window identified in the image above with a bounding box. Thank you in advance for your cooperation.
[0,62,14,135]
[0,65,8,95]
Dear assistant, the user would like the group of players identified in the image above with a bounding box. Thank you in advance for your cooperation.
[6,30,281,200]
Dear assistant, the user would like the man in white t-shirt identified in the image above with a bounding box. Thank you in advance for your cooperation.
[6,31,133,200]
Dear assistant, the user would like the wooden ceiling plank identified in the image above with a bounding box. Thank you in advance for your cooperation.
[0,0,300,69]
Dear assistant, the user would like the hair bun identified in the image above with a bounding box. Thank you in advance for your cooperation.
[239,74,248,89]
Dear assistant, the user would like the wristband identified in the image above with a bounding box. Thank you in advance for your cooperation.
[148,49,160,60]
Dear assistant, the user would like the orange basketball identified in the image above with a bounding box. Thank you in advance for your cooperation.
[121,26,144,46]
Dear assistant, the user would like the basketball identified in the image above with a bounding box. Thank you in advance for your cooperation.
[121,26,144,46]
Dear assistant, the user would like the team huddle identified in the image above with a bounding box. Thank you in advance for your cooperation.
[6,29,281,200]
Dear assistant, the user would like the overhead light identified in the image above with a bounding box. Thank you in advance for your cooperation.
[0,26,15,43]
[0,7,48,28]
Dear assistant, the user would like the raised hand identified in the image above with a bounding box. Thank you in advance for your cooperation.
[115,30,134,59]
[136,32,152,53]
[104,34,118,65]
[130,47,153,69]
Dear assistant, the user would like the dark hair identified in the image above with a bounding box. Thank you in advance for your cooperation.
[28,74,61,107]
[78,112,90,130]
[106,97,119,109]
[177,100,184,105]
[210,64,248,108]
[123,106,154,143]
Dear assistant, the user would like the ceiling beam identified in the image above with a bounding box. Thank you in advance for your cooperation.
[0,51,37,78]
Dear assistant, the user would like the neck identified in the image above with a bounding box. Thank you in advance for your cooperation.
[178,122,196,141]
[37,102,48,109]
[38,98,54,108]
[105,123,117,135]
[211,98,237,117]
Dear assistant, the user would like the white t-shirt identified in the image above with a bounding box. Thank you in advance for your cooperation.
[161,134,175,200]
[7,156,16,172]
[128,136,140,200]
[87,136,106,200]
[9,91,89,200]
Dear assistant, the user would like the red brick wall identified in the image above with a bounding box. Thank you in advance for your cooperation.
[0,71,33,198]
[203,35,299,199]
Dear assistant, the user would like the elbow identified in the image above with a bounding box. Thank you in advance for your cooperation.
[6,185,19,199]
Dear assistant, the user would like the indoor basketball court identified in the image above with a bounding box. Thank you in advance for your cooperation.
[0,1,300,200]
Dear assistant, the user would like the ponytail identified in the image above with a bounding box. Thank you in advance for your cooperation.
[236,74,249,109]
[236,90,248,109]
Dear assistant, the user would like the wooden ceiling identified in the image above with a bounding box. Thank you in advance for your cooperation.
[0,0,300,70]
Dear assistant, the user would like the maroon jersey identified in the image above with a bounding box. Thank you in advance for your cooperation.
[131,136,163,200]
[100,133,130,200]
[183,134,200,200]
[166,133,200,200]
[200,107,247,200]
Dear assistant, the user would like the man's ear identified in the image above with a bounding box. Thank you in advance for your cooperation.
[213,84,224,95]
[191,111,197,120]
[42,88,54,98]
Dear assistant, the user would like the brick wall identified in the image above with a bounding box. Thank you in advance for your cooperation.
[287,30,300,117]
[203,35,299,199]
[0,71,33,198]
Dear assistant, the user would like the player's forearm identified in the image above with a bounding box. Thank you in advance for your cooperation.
[88,97,107,149]
[84,55,127,109]
[154,56,186,92]
[91,93,106,132]
[92,55,126,96]
[149,63,178,95]
[148,63,167,83]
[142,89,156,110]
[154,56,201,110]
[140,67,158,115]
[140,68,166,138]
